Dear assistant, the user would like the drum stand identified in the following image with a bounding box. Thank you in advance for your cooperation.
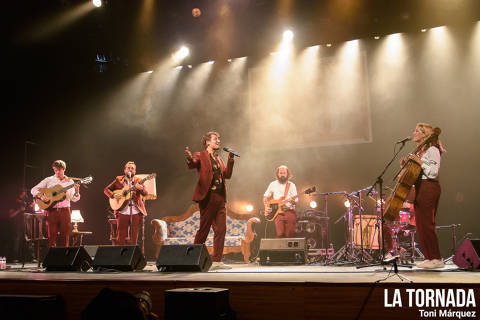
[436,224,461,263]
[331,194,373,264]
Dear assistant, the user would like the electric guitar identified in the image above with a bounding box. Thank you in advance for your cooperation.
[109,173,156,211]
[265,186,316,221]
[35,176,93,210]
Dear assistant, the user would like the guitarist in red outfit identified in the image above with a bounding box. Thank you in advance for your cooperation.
[263,165,298,238]
[31,160,81,247]
[104,161,148,245]
[185,131,235,270]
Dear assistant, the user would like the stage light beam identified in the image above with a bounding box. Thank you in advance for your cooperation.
[309,201,317,209]
[172,46,190,63]
[92,0,102,8]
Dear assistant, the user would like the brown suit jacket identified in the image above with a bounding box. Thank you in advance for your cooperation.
[104,176,148,216]
[187,150,234,202]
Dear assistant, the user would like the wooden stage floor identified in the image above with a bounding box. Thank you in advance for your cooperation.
[1,261,479,320]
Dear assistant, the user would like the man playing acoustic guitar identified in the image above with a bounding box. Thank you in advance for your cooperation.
[263,165,298,238]
[104,161,148,246]
[31,160,80,248]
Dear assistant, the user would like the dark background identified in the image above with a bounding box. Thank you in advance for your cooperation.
[2,0,480,260]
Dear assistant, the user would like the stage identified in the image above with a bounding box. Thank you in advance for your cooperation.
[1,260,479,320]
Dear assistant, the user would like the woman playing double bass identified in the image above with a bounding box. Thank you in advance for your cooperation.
[403,123,445,269]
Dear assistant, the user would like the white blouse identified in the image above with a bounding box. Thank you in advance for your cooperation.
[420,146,441,180]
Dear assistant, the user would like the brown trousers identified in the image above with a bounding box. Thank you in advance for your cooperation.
[275,210,297,238]
[415,180,442,260]
[46,207,71,247]
[194,192,226,262]
[117,213,142,245]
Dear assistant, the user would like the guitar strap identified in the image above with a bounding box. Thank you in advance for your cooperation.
[283,182,291,199]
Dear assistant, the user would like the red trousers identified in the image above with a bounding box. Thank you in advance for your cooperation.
[46,207,71,247]
[117,213,142,245]
[415,180,442,260]
[275,210,297,238]
[194,192,226,262]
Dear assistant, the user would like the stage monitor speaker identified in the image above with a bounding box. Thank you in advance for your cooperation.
[42,246,93,272]
[84,245,99,260]
[156,244,212,272]
[453,238,480,270]
[93,245,146,271]
[165,288,234,320]
[259,238,307,265]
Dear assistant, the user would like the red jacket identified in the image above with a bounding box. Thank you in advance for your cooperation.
[104,176,148,216]
[187,150,234,202]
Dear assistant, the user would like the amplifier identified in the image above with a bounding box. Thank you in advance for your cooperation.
[259,238,307,265]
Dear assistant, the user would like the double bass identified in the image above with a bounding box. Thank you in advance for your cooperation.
[383,129,440,221]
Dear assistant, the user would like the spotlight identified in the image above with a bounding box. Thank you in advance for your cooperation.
[421,28,427,32]
[374,36,380,40]
[283,29,294,42]
[344,200,350,208]
[146,70,153,73]
[187,65,192,69]
[175,65,183,70]
[172,46,190,63]
[207,60,215,65]
[92,0,102,8]
[326,43,332,47]
[246,204,254,212]
[227,58,232,63]
[309,201,317,209]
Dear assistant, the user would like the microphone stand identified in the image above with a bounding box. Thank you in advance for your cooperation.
[128,175,134,246]
[357,141,413,275]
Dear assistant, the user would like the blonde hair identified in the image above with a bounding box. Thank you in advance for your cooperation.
[416,123,446,153]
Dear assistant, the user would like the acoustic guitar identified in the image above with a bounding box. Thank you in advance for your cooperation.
[383,129,440,221]
[109,173,156,211]
[265,186,316,221]
[35,176,93,210]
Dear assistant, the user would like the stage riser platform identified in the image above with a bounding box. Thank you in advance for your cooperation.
[1,280,479,320]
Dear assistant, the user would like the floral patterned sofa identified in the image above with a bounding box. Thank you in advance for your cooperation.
[151,204,260,263]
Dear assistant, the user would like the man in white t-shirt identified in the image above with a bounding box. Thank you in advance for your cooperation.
[263,165,298,238]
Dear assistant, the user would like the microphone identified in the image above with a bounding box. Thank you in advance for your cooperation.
[396,136,411,144]
[222,147,240,157]
[127,171,132,178]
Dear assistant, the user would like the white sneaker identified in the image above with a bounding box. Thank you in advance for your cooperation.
[210,262,232,271]
[416,260,431,268]
[422,259,445,269]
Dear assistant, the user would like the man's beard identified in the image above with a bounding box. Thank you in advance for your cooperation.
[278,176,288,183]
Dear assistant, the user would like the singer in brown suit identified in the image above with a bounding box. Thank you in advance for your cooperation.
[104,161,148,245]
[185,131,235,270]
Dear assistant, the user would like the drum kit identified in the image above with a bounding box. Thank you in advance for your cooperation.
[306,185,422,266]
